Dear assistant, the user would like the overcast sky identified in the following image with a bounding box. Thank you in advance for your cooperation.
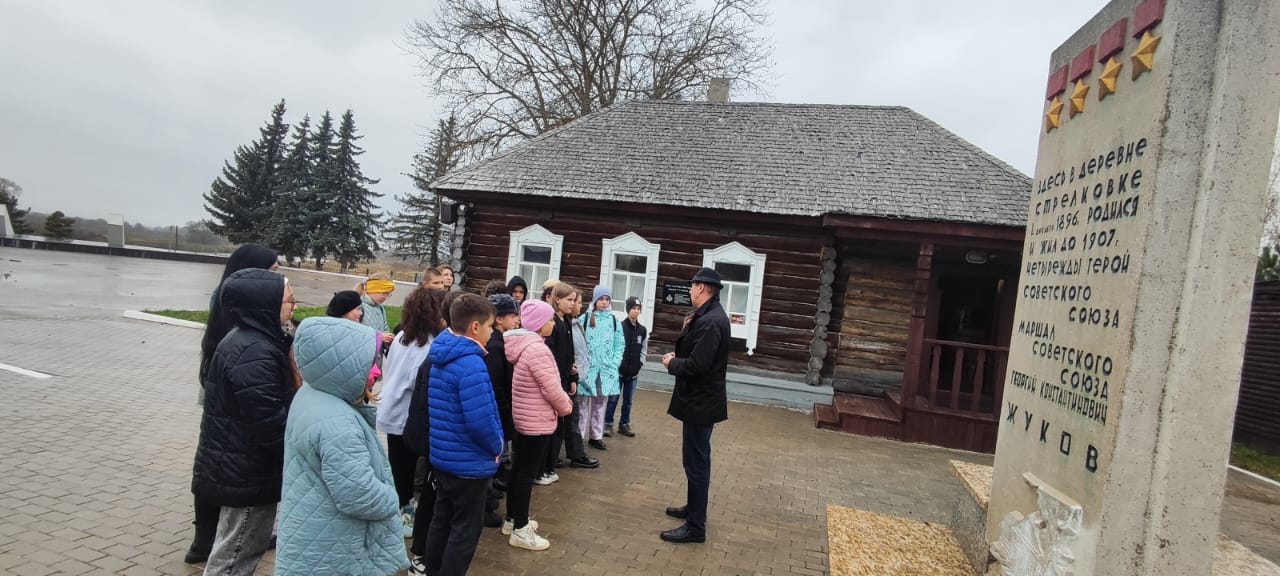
[0,0,1111,226]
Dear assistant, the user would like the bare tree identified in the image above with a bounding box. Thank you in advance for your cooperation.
[1266,144,1279,245]
[406,0,773,153]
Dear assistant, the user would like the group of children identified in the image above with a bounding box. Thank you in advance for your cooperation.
[189,249,650,576]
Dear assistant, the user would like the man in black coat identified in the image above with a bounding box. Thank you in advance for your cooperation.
[191,268,297,575]
[660,267,730,544]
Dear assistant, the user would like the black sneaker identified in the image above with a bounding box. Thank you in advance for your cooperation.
[618,424,636,437]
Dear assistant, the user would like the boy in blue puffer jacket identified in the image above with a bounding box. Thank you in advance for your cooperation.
[424,293,505,576]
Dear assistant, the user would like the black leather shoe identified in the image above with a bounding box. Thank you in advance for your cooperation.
[554,458,569,469]
[660,524,705,544]
[588,439,608,450]
[618,424,636,437]
[569,456,600,469]
[665,505,687,519]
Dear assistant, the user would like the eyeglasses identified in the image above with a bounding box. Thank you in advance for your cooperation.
[284,299,298,307]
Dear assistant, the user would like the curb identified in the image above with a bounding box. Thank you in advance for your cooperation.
[122,310,206,330]
[279,266,419,287]
[1229,464,1280,492]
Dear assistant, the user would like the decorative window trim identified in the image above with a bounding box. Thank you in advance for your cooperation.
[507,224,563,289]
[703,242,766,355]
[600,232,661,330]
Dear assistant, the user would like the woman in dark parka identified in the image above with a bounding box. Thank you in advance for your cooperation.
[185,244,278,564]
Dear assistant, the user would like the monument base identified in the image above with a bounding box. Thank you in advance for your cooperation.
[943,461,1280,576]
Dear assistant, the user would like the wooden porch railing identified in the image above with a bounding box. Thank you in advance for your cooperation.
[917,338,1009,419]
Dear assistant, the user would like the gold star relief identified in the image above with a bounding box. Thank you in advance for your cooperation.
[1098,57,1122,100]
[1046,97,1064,133]
[1131,31,1161,80]
[1069,80,1089,118]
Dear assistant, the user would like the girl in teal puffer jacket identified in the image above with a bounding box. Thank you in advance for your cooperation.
[578,285,625,449]
[276,317,409,576]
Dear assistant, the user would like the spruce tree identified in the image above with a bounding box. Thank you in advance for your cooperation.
[0,177,31,234]
[387,115,461,266]
[1259,245,1280,282]
[203,100,290,243]
[268,115,314,265]
[43,210,74,241]
[306,112,339,269]
[327,110,383,272]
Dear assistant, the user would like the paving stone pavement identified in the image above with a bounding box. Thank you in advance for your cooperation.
[0,247,1277,575]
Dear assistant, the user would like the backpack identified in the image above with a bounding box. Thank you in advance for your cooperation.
[581,310,619,334]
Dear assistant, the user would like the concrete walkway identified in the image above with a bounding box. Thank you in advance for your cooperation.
[0,246,1275,575]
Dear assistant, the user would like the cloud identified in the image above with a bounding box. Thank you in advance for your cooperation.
[0,0,1109,226]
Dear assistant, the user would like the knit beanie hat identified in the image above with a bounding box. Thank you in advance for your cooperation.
[626,296,642,311]
[592,284,612,304]
[488,294,519,317]
[326,290,363,318]
[520,299,556,332]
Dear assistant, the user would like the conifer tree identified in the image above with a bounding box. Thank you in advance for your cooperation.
[43,210,74,241]
[268,115,314,265]
[327,110,383,272]
[203,100,290,243]
[1259,245,1280,282]
[0,177,31,234]
[387,116,461,266]
[306,111,339,269]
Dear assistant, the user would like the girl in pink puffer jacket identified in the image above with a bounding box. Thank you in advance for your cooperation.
[503,299,574,551]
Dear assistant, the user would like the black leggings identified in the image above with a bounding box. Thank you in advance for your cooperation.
[410,465,437,557]
[194,495,220,529]
[507,433,552,529]
[386,434,418,508]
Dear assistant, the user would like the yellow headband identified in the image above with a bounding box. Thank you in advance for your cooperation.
[366,279,395,294]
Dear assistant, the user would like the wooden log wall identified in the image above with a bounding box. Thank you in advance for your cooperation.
[831,241,918,395]
[1234,280,1280,454]
[462,205,828,376]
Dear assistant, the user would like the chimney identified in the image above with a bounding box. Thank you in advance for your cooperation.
[707,78,730,103]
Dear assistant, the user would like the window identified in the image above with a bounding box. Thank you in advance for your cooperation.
[715,262,752,326]
[600,232,661,329]
[703,242,766,355]
[507,224,563,290]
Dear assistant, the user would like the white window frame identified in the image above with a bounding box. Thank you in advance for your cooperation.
[703,242,766,355]
[507,224,563,290]
[600,232,661,329]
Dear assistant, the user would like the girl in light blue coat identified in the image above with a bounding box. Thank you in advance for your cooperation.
[275,317,409,576]
[578,285,625,449]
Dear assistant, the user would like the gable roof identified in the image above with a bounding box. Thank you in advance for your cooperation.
[432,100,1032,227]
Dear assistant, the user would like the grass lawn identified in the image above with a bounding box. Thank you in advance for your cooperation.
[148,306,402,330]
[1231,443,1280,482]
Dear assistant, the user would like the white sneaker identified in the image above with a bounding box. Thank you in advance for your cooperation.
[508,523,550,551]
[533,473,554,486]
[546,471,560,483]
[502,519,539,535]
[409,556,428,575]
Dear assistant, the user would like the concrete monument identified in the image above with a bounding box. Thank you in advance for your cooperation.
[106,213,125,248]
[987,1,1280,575]
[1,205,13,238]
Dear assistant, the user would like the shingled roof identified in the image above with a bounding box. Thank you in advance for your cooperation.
[432,100,1031,227]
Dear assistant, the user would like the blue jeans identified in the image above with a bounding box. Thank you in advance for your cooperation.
[605,377,637,426]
